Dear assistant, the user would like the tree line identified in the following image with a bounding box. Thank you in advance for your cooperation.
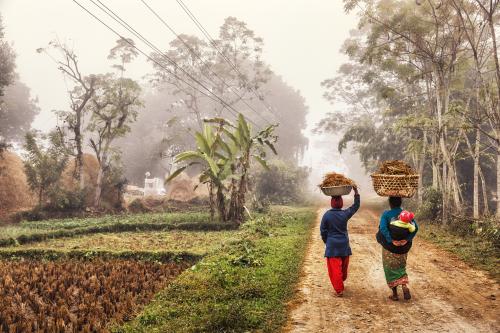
[318,0,499,222]
[0,14,309,216]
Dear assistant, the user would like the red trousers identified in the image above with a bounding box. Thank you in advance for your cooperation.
[326,256,350,294]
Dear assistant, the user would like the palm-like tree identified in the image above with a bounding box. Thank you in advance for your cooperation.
[167,114,277,223]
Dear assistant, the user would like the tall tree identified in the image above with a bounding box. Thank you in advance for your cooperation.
[39,41,97,189]
[0,15,15,98]
[0,14,17,153]
[150,17,272,131]
[88,39,142,208]
[318,0,500,220]
[87,75,142,208]
[0,80,40,145]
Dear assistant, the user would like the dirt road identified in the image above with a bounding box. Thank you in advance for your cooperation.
[285,204,499,333]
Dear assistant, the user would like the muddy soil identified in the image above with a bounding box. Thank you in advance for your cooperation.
[285,204,499,333]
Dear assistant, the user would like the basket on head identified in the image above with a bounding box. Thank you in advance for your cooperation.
[320,185,353,197]
[370,174,419,198]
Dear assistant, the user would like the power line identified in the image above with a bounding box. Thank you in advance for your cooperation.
[74,0,262,128]
[138,0,274,125]
[87,0,245,122]
[175,0,278,122]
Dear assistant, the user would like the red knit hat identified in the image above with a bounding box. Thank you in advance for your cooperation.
[331,196,343,209]
[399,210,415,223]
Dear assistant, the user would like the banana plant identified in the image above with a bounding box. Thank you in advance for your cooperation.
[167,114,278,223]
[166,121,234,221]
[223,114,278,222]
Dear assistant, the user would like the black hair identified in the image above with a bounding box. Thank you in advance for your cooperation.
[388,196,402,209]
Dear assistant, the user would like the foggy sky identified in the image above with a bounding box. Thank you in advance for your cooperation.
[0,0,363,188]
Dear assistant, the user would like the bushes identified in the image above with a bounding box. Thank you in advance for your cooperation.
[126,197,210,214]
[253,160,310,205]
[448,215,500,247]
[46,188,89,211]
[414,187,442,221]
[413,187,498,246]
[23,130,69,206]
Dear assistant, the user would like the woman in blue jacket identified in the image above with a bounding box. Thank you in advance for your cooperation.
[320,187,360,296]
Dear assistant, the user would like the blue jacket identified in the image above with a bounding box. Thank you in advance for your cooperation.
[320,194,360,257]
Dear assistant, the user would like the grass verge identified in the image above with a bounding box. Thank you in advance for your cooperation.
[419,222,500,281]
[114,206,316,333]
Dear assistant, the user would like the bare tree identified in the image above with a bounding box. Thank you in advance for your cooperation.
[39,41,97,189]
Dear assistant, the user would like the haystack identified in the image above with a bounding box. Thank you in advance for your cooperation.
[165,172,208,202]
[0,151,36,217]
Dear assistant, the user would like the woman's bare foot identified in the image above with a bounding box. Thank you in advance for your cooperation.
[402,284,411,300]
[335,292,343,297]
[389,286,399,301]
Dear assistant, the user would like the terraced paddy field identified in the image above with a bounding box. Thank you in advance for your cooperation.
[0,206,316,332]
[3,230,240,255]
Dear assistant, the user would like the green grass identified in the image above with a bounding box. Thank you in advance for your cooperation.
[114,206,316,333]
[420,222,500,281]
[5,230,240,256]
[0,211,237,247]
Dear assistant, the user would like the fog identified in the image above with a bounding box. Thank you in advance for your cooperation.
[1,0,371,189]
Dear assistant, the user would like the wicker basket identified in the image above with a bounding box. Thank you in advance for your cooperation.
[371,174,419,198]
[320,185,353,196]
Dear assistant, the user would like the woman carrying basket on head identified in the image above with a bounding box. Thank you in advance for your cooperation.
[376,196,418,301]
[320,187,360,297]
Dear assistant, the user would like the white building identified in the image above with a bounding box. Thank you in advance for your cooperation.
[144,177,165,196]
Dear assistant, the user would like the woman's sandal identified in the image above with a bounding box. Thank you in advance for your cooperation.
[402,285,411,300]
[389,287,399,301]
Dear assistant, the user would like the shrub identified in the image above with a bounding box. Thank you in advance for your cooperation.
[448,215,500,247]
[23,130,69,206]
[415,187,442,221]
[46,188,89,211]
[253,160,309,205]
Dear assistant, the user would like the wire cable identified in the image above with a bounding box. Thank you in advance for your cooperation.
[175,0,278,121]
[139,0,274,125]
[75,0,262,128]
[87,0,243,121]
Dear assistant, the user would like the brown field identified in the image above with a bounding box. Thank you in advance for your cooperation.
[0,259,191,332]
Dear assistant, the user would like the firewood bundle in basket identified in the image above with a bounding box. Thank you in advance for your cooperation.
[371,160,419,198]
[318,172,356,196]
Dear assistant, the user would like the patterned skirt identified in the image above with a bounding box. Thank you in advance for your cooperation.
[382,247,409,288]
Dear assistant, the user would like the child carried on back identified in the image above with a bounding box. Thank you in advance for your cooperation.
[376,209,418,254]
[388,210,416,247]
